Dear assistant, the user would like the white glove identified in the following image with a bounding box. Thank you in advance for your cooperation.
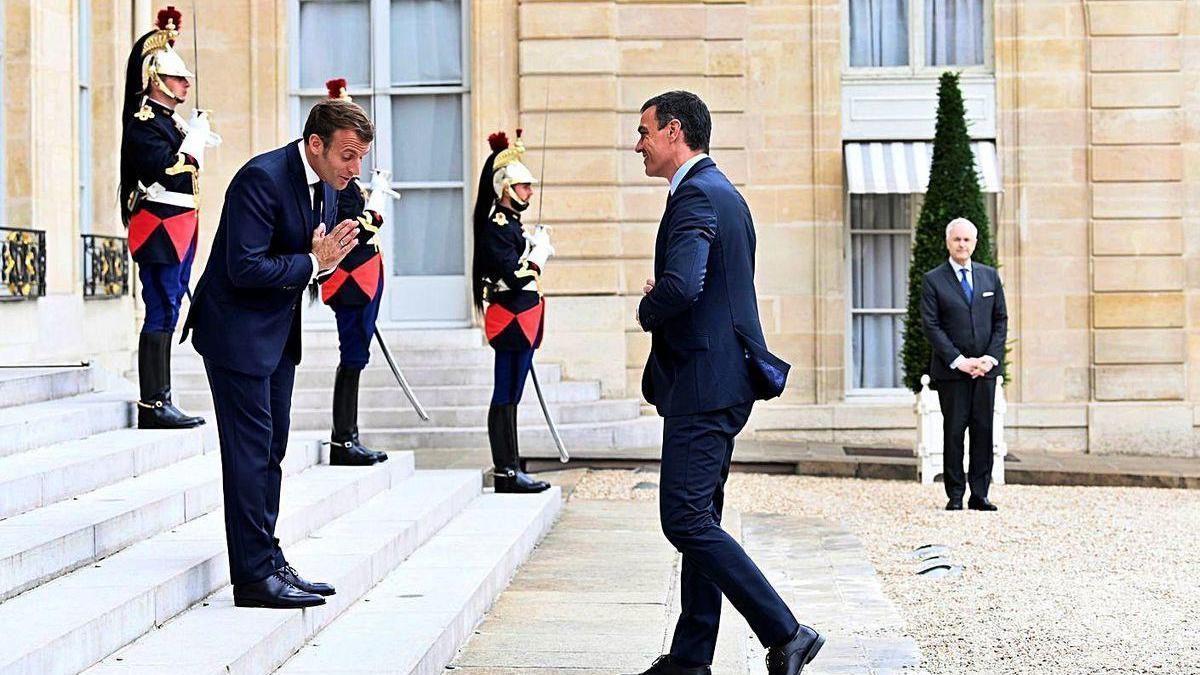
[365,169,401,214]
[526,243,553,269]
[524,227,555,269]
[524,225,552,250]
[177,110,220,167]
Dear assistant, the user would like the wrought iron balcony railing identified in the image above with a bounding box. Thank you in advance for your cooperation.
[0,227,47,301]
[82,234,130,299]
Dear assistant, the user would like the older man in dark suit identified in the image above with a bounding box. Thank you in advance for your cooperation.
[627,91,823,675]
[919,217,1008,512]
[182,100,369,608]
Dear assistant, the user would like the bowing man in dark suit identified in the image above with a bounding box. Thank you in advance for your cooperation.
[627,91,823,675]
[181,100,371,608]
[919,217,1008,512]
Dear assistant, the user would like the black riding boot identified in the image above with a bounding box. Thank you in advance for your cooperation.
[137,332,204,429]
[159,332,204,427]
[488,403,550,493]
[330,366,386,466]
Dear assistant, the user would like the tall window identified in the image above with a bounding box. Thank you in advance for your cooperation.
[289,0,468,280]
[77,0,93,233]
[849,195,911,390]
[847,0,989,73]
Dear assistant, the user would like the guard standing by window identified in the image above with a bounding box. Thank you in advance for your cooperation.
[120,6,221,429]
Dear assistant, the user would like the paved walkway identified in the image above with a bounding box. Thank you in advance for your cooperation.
[449,497,921,674]
[519,441,1200,490]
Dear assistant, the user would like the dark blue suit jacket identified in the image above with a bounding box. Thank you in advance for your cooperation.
[919,261,1008,382]
[182,141,335,377]
[638,157,790,417]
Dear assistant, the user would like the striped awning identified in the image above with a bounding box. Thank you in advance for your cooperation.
[844,141,1001,194]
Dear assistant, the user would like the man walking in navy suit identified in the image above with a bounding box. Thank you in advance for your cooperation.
[919,217,1008,512]
[182,100,370,609]
[627,91,823,675]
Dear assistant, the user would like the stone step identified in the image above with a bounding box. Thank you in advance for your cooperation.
[0,425,218,520]
[0,452,415,675]
[0,366,93,408]
[0,435,322,603]
[0,390,133,459]
[173,362,564,391]
[360,415,663,452]
[185,399,644,433]
[278,489,562,675]
[165,345,495,370]
[175,380,603,411]
[301,327,484,350]
[85,471,489,675]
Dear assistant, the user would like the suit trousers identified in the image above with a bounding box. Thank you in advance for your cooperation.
[935,377,997,500]
[204,355,295,585]
[660,401,798,665]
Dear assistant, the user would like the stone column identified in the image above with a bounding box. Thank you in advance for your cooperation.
[1085,0,1192,453]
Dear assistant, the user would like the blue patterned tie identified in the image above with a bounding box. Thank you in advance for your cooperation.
[960,268,973,304]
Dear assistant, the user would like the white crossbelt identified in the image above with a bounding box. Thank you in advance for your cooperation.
[139,181,196,209]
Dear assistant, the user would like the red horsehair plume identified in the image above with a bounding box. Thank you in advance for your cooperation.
[488,131,509,152]
[325,78,348,100]
[156,6,182,31]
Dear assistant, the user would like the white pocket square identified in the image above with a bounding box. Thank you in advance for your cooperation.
[982,291,994,297]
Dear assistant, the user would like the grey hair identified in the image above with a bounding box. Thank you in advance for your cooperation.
[945,217,978,239]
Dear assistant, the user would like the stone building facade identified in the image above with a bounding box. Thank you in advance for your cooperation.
[2,0,1196,456]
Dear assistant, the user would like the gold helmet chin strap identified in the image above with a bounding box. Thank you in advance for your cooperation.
[150,70,186,104]
[504,180,529,208]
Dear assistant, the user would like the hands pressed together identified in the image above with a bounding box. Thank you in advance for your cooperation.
[956,356,995,378]
[311,219,359,272]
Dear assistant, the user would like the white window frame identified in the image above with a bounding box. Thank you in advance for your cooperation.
[843,192,917,398]
[841,0,994,80]
[77,0,93,234]
[287,0,473,325]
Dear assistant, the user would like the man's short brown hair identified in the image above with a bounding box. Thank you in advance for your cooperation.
[302,99,375,147]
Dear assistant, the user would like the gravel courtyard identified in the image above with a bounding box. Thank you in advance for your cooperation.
[573,470,1200,674]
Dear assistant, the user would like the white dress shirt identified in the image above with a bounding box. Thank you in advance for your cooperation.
[297,140,325,283]
[946,256,998,371]
[669,152,709,195]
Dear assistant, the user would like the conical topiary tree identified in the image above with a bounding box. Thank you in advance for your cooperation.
[901,71,998,393]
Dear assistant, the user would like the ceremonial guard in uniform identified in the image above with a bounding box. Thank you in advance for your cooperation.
[471,131,554,494]
[120,6,220,429]
[315,79,400,466]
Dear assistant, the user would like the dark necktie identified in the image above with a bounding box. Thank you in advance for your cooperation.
[959,268,973,304]
[311,182,325,231]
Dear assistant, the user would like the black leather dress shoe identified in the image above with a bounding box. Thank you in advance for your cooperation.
[968,496,998,511]
[946,498,963,511]
[765,624,825,675]
[625,655,711,675]
[233,571,326,609]
[277,564,335,596]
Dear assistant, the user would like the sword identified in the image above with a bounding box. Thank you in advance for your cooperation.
[526,88,568,463]
[530,366,568,463]
[374,327,430,421]
[190,0,201,110]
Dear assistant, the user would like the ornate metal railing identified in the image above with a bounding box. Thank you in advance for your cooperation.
[0,227,47,301]
[82,234,130,299]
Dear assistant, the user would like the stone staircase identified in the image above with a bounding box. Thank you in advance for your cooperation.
[0,365,561,674]
[160,326,662,457]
